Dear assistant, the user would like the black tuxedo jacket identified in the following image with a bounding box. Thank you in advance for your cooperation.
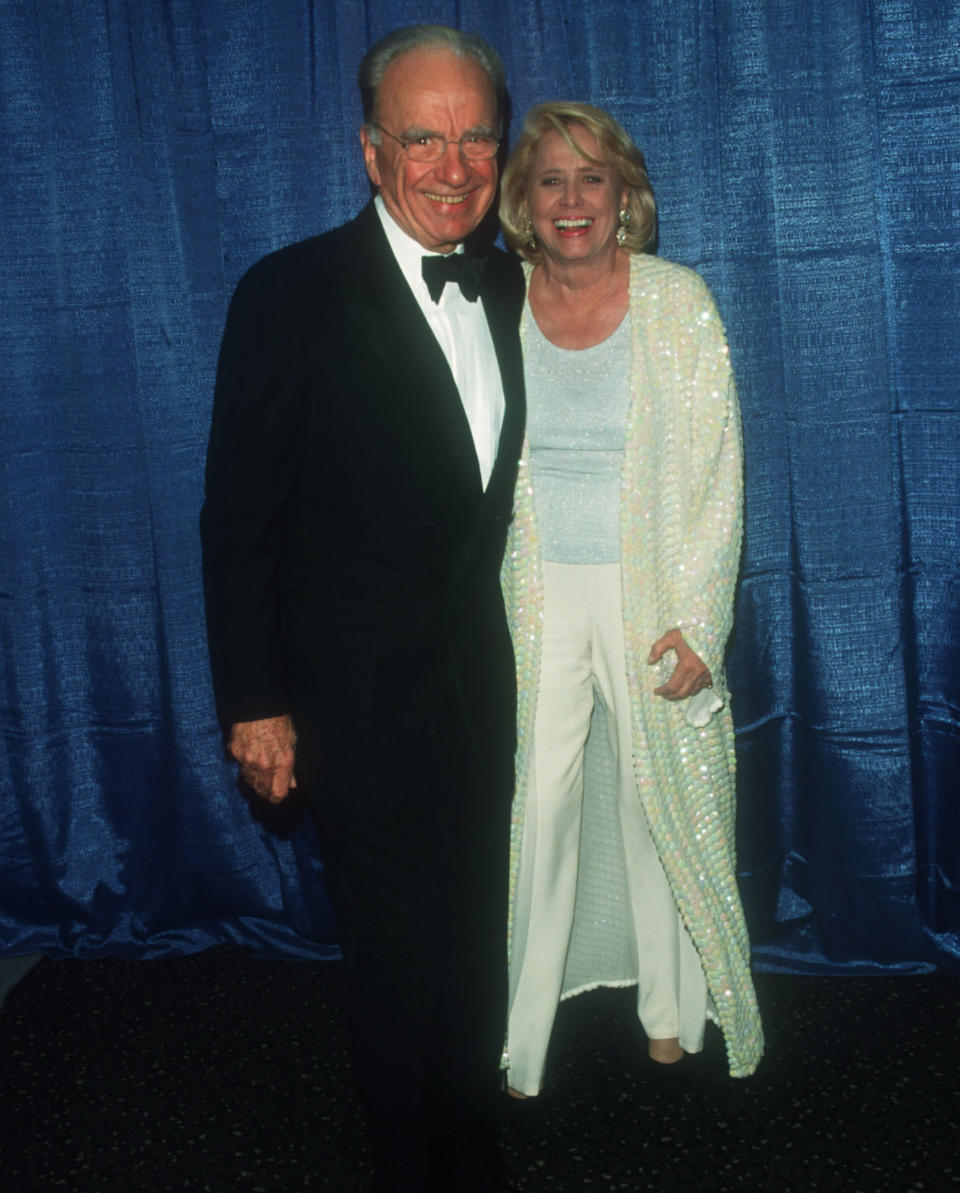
[201,202,526,770]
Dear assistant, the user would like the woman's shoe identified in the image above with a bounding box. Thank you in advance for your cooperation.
[647,1036,685,1065]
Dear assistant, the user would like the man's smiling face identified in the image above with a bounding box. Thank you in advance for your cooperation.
[361,48,499,254]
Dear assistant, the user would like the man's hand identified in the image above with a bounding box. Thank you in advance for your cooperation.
[648,629,712,701]
[227,714,297,803]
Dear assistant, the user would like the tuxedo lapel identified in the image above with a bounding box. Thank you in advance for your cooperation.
[341,205,483,498]
[479,252,526,506]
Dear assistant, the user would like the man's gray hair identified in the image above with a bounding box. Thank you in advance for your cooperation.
[358,24,506,134]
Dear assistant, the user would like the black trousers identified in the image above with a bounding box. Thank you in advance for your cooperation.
[302,697,513,1193]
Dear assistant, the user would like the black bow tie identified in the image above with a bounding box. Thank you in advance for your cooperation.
[421,253,486,303]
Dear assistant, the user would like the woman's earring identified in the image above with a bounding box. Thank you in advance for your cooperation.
[616,208,631,247]
[522,211,537,252]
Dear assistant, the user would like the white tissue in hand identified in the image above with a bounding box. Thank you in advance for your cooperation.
[685,688,723,728]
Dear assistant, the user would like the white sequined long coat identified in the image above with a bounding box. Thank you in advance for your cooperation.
[502,253,764,1077]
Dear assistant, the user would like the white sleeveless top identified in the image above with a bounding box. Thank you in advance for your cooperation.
[523,303,631,563]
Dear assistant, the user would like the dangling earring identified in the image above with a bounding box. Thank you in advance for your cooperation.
[521,210,537,252]
[616,207,630,247]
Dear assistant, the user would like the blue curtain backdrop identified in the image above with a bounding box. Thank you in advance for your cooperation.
[1,0,957,972]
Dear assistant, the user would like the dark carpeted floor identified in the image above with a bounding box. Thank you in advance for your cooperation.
[0,949,957,1192]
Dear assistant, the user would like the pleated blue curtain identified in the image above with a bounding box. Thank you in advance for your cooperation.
[1,0,957,971]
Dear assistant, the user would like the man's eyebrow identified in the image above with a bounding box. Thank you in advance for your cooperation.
[398,123,497,139]
[398,125,440,139]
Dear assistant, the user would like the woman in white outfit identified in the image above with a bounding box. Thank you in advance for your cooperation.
[499,102,763,1097]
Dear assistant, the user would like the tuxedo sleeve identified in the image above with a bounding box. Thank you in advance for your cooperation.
[200,256,305,727]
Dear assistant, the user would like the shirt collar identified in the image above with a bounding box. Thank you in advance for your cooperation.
[374,195,464,299]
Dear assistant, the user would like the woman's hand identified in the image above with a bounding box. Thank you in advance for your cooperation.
[647,629,712,701]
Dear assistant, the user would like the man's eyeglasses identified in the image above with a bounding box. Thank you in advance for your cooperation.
[371,124,499,163]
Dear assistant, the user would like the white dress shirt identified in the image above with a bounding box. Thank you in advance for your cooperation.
[374,196,505,489]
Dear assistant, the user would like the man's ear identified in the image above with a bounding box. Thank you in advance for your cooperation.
[360,127,381,187]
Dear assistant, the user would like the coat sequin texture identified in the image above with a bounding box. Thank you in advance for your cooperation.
[502,254,764,1078]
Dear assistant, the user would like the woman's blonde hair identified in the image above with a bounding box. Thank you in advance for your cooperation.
[500,101,657,263]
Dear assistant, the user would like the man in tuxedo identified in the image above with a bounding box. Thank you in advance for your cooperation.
[200,25,524,1193]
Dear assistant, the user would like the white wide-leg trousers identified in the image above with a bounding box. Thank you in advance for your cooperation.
[507,562,708,1097]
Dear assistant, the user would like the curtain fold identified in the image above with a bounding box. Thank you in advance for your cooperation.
[1,0,957,971]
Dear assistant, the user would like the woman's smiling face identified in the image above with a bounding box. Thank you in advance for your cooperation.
[525,124,627,268]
